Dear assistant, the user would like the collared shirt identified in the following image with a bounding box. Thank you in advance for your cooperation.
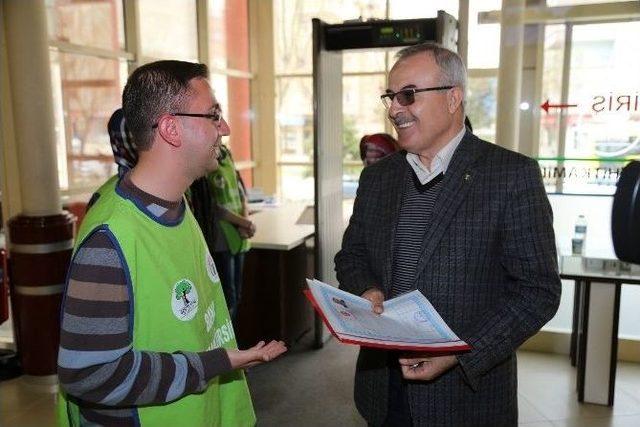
[406,126,466,185]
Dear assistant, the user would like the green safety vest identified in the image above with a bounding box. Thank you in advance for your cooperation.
[57,183,255,427]
[208,147,250,255]
[95,174,119,198]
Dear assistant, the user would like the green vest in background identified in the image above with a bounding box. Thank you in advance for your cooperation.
[83,174,119,214]
[208,146,250,254]
[57,185,255,427]
[94,174,118,199]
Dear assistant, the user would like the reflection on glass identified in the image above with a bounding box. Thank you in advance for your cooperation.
[343,51,386,74]
[280,165,314,201]
[468,0,501,69]
[559,22,640,195]
[342,75,387,163]
[539,25,566,161]
[277,77,313,162]
[547,0,622,6]
[139,0,198,60]
[467,76,497,143]
[211,73,253,185]
[53,52,126,190]
[46,0,125,50]
[210,73,230,118]
[390,0,458,19]
[342,74,386,200]
[275,0,387,75]
[343,163,363,200]
[208,0,250,72]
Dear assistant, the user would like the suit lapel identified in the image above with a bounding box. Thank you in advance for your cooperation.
[379,156,408,294]
[413,133,484,280]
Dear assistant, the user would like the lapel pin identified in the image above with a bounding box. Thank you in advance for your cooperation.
[463,173,471,182]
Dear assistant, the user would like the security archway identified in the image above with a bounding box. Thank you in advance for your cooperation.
[311,12,458,347]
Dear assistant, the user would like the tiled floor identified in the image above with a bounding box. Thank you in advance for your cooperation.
[1,340,639,426]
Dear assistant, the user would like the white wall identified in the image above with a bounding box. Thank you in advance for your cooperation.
[545,194,640,339]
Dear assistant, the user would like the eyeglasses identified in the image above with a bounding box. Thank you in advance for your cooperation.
[380,86,454,109]
[152,111,223,129]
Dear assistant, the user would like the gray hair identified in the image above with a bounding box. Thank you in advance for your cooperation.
[395,42,466,103]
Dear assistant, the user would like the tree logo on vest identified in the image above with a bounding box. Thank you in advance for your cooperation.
[206,252,220,284]
[213,174,226,189]
[172,279,199,321]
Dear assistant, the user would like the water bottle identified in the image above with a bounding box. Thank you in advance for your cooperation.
[572,215,587,256]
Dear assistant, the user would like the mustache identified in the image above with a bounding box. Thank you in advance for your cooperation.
[389,113,414,126]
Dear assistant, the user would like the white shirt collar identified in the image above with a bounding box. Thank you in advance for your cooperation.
[406,126,466,185]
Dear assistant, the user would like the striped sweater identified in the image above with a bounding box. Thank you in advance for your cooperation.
[57,174,232,426]
[391,172,444,297]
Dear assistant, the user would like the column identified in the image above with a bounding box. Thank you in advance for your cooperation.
[4,0,75,380]
[495,0,525,151]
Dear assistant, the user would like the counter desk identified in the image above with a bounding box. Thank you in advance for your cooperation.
[235,204,315,348]
[560,255,640,406]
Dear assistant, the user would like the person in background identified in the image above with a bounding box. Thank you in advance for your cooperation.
[57,60,285,427]
[335,42,560,426]
[207,144,255,322]
[108,108,139,177]
[85,108,139,212]
[359,133,398,167]
[464,115,473,133]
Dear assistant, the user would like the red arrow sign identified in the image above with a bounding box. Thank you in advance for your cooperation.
[541,99,578,113]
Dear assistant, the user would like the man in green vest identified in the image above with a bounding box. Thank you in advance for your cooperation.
[207,144,255,321]
[57,60,286,427]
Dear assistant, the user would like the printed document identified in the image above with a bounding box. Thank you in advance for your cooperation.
[305,279,470,351]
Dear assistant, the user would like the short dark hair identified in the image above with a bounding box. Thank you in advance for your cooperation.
[122,60,209,150]
[395,42,466,103]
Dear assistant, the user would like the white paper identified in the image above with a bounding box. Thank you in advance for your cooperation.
[306,279,469,350]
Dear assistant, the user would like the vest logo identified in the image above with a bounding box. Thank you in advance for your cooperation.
[171,279,199,321]
[214,174,226,189]
[206,252,220,284]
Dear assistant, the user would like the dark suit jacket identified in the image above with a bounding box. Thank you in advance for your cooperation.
[334,132,561,427]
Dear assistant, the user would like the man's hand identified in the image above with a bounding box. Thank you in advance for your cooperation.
[361,288,384,314]
[238,226,252,239]
[238,219,256,239]
[398,354,458,381]
[227,340,287,369]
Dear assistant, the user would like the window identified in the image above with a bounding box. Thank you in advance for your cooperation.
[465,0,502,143]
[466,75,497,142]
[47,0,125,50]
[209,0,253,185]
[47,0,129,194]
[539,20,640,337]
[139,0,198,61]
[547,0,623,5]
[274,0,461,201]
[539,21,640,196]
[342,74,387,187]
[468,0,501,69]
[276,76,313,195]
[47,0,253,196]
[51,52,128,190]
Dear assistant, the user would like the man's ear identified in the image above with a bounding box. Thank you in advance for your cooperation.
[157,115,182,148]
[448,87,464,114]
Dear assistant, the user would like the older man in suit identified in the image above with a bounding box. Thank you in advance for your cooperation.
[334,42,561,426]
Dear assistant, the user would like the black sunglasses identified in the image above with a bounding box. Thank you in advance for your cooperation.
[152,111,222,129]
[380,86,454,108]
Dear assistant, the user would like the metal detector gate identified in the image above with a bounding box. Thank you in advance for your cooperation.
[312,12,458,347]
